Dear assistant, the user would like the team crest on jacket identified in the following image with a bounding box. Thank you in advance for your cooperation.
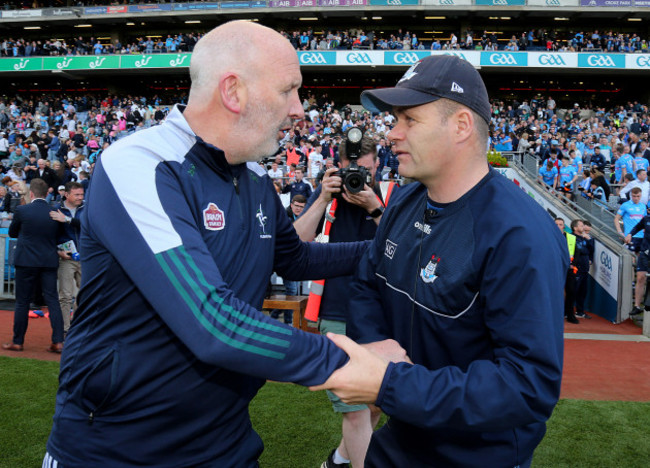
[203,203,225,231]
[420,255,440,284]
[257,204,272,239]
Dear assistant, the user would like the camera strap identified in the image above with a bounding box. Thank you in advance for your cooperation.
[314,199,338,244]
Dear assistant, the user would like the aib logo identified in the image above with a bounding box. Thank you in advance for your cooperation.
[539,54,566,66]
[587,55,616,67]
[387,0,402,4]
[489,53,517,65]
[492,0,508,4]
[636,56,650,67]
[135,55,152,68]
[346,53,373,64]
[393,52,421,64]
[600,251,612,270]
[546,0,561,4]
[299,53,327,64]
[438,0,455,3]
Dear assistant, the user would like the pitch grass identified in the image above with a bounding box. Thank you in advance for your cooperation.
[1,356,649,468]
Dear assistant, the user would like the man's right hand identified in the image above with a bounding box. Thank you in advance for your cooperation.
[58,251,71,260]
[319,167,342,203]
[625,234,632,244]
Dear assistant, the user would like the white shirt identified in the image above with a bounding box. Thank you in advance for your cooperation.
[267,168,284,179]
[309,151,323,178]
[619,179,650,205]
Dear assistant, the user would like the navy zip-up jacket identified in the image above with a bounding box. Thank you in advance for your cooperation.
[347,169,568,467]
[46,106,363,467]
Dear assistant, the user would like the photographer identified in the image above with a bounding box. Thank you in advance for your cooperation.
[293,130,395,468]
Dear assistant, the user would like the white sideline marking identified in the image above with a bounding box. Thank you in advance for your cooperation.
[564,333,650,342]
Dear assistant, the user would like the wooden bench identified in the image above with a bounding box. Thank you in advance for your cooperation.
[262,295,318,334]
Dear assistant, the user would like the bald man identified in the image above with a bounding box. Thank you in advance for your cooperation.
[43,22,367,467]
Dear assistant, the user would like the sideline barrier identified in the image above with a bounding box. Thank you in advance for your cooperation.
[2,51,650,74]
[499,154,635,323]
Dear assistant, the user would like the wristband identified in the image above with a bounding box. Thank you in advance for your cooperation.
[369,206,385,218]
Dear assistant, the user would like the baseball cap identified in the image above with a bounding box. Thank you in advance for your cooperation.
[551,139,559,145]
[360,55,491,124]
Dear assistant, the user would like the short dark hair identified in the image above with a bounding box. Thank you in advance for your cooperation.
[65,181,83,193]
[291,195,307,204]
[339,134,376,161]
[570,219,583,231]
[29,178,48,198]
[631,186,642,195]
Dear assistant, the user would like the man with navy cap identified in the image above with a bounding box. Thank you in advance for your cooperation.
[311,55,568,467]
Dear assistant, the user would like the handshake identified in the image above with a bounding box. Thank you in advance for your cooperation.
[310,336,412,406]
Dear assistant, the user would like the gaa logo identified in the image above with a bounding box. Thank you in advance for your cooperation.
[539,54,566,66]
[492,0,508,4]
[299,53,328,65]
[600,251,612,270]
[489,53,517,65]
[346,52,373,64]
[394,52,421,64]
[636,56,650,67]
[546,0,561,4]
[444,51,468,61]
[387,0,402,4]
[439,0,455,4]
[587,55,616,67]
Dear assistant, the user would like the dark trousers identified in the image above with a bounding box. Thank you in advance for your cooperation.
[564,269,577,320]
[575,271,589,314]
[13,266,64,345]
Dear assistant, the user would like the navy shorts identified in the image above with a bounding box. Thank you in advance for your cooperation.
[627,237,642,253]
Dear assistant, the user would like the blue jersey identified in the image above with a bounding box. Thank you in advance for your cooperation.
[559,165,577,187]
[572,155,583,172]
[617,200,646,238]
[45,106,362,466]
[634,156,649,173]
[539,165,558,186]
[348,169,567,467]
[621,154,634,178]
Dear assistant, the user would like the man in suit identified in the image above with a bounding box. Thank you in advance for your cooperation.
[2,178,65,353]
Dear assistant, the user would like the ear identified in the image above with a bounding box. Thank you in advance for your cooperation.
[455,108,474,144]
[219,72,244,114]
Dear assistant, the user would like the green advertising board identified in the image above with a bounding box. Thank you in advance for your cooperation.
[0,58,44,72]
[120,53,191,69]
[42,56,121,71]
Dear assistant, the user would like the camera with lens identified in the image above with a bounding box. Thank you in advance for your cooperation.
[334,127,371,196]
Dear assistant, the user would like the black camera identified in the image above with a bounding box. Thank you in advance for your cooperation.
[336,127,371,195]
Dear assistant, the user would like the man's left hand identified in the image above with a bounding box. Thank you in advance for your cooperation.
[50,210,66,223]
[341,184,382,214]
[309,333,390,405]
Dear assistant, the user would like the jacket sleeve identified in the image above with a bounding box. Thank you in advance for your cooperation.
[372,227,567,432]
[630,216,647,237]
[346,205,395,344]
[272,189,368,281]
[86,157,348,387]
[8,206,21,238]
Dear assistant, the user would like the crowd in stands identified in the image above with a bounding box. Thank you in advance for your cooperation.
[0,89,649,219]
[0,33,203,58]
[1,27,649,58]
